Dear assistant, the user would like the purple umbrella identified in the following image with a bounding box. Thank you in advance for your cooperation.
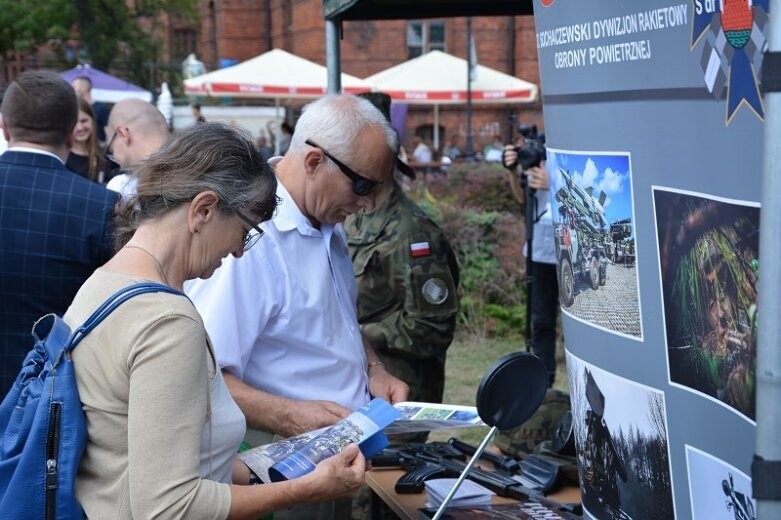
[60,64,152,103]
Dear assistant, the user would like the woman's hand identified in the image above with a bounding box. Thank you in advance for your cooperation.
[300,443,366,501]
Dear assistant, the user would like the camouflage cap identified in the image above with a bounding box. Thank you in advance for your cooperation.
[494,388,571,457]
[356,91,416,180]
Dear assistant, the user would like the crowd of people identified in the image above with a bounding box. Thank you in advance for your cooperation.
[0,71,466,519]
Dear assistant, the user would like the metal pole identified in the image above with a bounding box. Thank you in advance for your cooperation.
[431,426,497,520]
[433,105,440,151]
[326,17,342,94]
[465,17,474,159]
[755,0,781,516]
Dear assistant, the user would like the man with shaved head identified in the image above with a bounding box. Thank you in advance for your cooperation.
[105,98,170,197]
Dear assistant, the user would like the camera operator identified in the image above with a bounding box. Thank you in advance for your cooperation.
[503,132,558,387]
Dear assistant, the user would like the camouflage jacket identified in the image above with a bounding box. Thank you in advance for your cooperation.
[344,184,460,403]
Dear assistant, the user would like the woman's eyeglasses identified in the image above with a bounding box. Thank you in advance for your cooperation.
[305,139,382,196]
[234,210,264,251]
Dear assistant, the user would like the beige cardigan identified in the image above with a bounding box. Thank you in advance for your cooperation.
[66,270,231,519]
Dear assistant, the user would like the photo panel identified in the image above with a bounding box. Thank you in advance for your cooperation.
[546,149,642,340]
[685,445,755,520]
[652,187,760,423]
[566,350,674,519]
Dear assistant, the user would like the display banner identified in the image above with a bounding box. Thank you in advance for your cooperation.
[532,1,767,518]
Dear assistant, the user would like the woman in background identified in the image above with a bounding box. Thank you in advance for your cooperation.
[67,98,105,182]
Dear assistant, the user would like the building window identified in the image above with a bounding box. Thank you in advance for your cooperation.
[407,21,445,59]
[173,28,198,61]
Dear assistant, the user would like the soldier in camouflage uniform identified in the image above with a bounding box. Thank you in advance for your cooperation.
[344,179,460,408]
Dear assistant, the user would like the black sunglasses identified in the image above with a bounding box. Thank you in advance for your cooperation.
[234,209,265,251]
[305,139,382,196]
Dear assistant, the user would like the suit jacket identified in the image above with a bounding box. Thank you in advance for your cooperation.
[0,150,118,396]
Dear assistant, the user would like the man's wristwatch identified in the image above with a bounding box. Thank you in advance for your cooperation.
[367,360,385,371]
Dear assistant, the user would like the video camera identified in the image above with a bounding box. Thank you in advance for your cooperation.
[514,123,547,171]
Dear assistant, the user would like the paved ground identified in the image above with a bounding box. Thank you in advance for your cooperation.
[564,262,642,337]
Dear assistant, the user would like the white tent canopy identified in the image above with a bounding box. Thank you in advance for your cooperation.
[365,50,538,148]
[184,48,370,99]
[365,50,538,105]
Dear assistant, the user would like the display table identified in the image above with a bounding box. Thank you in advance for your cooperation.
[365,466,581,520]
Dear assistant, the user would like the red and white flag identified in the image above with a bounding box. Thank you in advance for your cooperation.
[410,241,431,257]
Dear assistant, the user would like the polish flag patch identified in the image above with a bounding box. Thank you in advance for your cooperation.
[410,241,431,257]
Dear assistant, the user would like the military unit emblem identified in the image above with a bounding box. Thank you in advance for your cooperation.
[421,278,449,305]
[692,0,769,124]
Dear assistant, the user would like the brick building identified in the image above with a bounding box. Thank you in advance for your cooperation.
[198,0,542,154]
[0,1,542,154]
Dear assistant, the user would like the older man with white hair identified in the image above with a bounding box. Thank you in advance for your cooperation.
[187,94,408,520]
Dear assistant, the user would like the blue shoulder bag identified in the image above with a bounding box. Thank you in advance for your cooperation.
[0,282,184,519]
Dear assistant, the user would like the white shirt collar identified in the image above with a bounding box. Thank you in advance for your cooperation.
[8,146,65,165]
[271,178,328,237]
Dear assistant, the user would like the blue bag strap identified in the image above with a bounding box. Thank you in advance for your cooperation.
[67,282,186,353]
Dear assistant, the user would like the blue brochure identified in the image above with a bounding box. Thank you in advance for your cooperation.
[260,398,402,482]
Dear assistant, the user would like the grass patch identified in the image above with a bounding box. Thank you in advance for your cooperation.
[429,333,569,446]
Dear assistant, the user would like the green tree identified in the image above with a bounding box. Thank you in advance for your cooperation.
[0,0,197,86]
[0,0,73,57]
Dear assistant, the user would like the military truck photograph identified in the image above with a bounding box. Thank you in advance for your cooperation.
[547,149,642,339]
[553,168,610,307]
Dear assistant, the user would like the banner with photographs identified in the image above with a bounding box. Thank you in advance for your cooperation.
[652,187,760,423]
[546,149,642,339]
[567,350,674,519]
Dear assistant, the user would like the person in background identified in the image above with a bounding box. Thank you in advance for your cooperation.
[267,120,294,156]
[0,71,117,396]
[186,94,409,520]
[71,75,110,143]
[483,135,504,162]
[104,98,170,197]
[442,135,462,161]
[192,103,207,123]
[67,97,106,183]
[346,92,459,415]
[502,142,558,386]
[411,135,432,163]
[256,131,274,161]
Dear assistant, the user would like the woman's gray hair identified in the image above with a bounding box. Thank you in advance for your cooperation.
[114,122,278,250]
[287,94,398,169]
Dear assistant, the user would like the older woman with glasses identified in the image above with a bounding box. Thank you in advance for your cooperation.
[65,123,365,519]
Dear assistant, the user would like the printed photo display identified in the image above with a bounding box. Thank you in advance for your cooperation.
[566,351,674,520]
[685,445,756,520]
[546,149,642,339]
[653,187,760,423]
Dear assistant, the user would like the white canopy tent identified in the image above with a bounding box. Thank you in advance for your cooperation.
[183,48,370,99]
[365,50,538,149]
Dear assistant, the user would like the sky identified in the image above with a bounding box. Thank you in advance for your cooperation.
[546,148,634,226]
[567,351,659,438]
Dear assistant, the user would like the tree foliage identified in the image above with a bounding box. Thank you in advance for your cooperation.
[0,0,73,57]
[0,0,197,86]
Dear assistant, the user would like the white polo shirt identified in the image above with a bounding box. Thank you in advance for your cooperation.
[185,180,370,410]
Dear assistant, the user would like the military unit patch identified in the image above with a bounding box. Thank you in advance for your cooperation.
[421,278,449,305]
[410,241,431,257]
